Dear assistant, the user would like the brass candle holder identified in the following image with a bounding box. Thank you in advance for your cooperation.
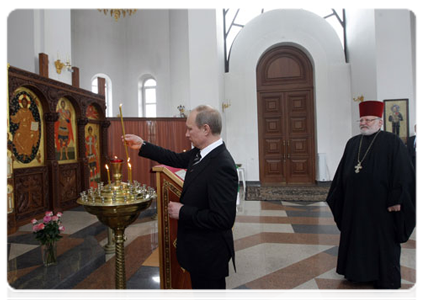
[110,160,123,185]
[77,160,156,289]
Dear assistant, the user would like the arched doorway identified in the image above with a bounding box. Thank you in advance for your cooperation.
[256,45,316,185]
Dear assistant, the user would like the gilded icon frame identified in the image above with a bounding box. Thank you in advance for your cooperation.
[383,99,409,143]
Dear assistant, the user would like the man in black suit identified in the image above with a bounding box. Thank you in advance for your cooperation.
[406,124,416,169]
[123,105,238,289]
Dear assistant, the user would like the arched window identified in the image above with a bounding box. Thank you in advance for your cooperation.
[91,74,113,117]
[138,77,157,117]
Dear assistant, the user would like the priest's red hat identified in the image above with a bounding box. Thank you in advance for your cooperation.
[359,101,384,118]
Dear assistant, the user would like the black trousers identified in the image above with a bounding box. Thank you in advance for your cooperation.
[190,274,226,289]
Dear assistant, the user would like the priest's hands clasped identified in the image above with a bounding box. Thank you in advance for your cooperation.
[387,204,401,212]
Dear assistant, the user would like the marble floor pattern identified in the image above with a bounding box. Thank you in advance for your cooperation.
[7,191,416,291]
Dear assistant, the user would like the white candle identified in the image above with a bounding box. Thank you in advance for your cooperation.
[105,164,111,185]
[128,160,132,184]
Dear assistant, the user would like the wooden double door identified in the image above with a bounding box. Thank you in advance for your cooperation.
[257,46,316,185]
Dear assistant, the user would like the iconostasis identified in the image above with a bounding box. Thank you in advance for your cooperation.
[7,65,109,233]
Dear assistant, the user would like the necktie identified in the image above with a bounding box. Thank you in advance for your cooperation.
[192,152,201,166]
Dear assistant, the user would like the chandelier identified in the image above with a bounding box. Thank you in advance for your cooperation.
[98,9,137,22]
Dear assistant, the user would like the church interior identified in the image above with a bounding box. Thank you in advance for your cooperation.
[5,7,417,298]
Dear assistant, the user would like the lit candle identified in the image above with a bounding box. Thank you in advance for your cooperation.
[128,159,132,184]
[119,104,130,163]
[105,164,111,185]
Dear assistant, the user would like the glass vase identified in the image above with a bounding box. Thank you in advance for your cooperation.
[41,242,57,266]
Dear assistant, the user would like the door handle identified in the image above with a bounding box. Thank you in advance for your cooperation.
[283,140,286,161]
[287,140,290,159]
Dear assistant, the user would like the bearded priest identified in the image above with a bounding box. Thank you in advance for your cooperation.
[326,100,415,289]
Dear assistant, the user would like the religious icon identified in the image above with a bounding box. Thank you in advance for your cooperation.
[86,104,100,120]
[383,99,409,144]
[55,98,77,161]
[388,104,404,136]
[85,124,101,188]
[177,105,186,118]
[4,149,13,178]
[9,90,41,164]
[5,184,14,214]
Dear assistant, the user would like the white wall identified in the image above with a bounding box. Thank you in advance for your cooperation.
[410,8,420,126]
[43,10,72,84]
[346,9,378,135]
[71,9,171,117]
[375,10,416,131]
[124,10,171,118]
[8,9,72,84]
[7,10,36,72]
[225,9,352,181]
[169,10,191,115]
[71,9,224,119]
[347,9,416,136]
[187,10,223,111]
[168,9,225,118]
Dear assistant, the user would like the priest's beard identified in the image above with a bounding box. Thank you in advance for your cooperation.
[360,122,382,135]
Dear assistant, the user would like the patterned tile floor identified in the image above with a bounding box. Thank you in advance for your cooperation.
[6,189,417,298]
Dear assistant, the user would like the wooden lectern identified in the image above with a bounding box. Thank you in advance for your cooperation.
[153,165,192,289]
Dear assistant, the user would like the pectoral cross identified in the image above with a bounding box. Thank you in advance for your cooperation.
[355,162,362,173]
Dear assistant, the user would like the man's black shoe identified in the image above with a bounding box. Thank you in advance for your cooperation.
[375,289,395,298]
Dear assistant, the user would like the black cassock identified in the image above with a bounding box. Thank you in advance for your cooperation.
[327,130,415,288]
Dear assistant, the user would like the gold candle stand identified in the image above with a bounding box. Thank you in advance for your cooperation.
[77,161,156,289]
[110,160,123,185]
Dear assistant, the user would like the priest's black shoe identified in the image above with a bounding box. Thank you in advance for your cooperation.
[375,289,396,298]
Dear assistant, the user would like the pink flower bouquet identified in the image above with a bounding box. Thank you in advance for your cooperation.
[32,211,64,266]
[31,211,65,245]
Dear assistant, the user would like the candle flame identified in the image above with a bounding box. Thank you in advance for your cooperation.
[114,156,118,160]
[105,164,109,170]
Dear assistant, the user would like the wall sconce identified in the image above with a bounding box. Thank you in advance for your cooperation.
[353,95,364,102]
[55,56,73,74]
[222,102,231,112]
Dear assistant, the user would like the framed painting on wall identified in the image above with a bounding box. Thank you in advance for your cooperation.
[383,99,409,144]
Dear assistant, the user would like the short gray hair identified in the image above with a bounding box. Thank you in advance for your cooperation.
[194,105,222,135]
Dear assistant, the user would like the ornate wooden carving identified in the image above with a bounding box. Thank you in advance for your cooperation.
[72,67,80,88]
[58,163,81,210]
[38,53,49,78]
[13,166,49,223]
[77,117,90,191]
[7,64,107,233]
[44,112,59,160]
[97,77,106,96]
[154,166,191,289]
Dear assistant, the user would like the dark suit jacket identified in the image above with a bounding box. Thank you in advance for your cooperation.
[139,141,238,279]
